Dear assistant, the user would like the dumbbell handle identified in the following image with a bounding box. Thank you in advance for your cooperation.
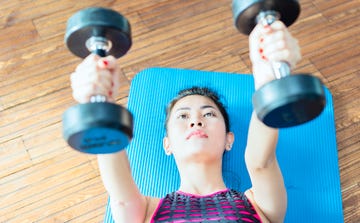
[86,37,113,102]
[256,11,291,79]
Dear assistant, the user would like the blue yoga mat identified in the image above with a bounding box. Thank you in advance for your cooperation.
[104,67,343,223]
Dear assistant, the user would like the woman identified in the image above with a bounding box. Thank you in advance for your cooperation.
[71,21,301,223]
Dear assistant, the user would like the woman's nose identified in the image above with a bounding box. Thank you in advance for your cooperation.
[190,120,204,128]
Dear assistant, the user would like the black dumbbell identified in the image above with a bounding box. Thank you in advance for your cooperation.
[232,0,326,128]
[62,7,133,154]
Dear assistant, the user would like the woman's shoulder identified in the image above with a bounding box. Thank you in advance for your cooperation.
[146,196,162,206]
[244,189,270,223]
[144,196,162,223]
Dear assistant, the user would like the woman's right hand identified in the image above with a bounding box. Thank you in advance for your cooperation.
[249,21,301,90]
[70,54,121,103]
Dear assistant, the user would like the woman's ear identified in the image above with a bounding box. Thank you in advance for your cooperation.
[163,137,172,155]
[225,132,235,151]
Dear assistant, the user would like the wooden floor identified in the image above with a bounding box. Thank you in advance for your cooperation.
[0,0,359,222]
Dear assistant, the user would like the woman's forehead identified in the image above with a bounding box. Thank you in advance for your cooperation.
[172,95,217,110]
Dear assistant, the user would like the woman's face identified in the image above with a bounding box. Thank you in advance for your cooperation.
[163,95,234,163]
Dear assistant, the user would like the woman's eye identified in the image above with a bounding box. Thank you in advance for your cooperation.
[204,112,216,117]
[177,113,189,119]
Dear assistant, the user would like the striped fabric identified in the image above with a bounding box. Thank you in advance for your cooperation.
[151,189,261,223]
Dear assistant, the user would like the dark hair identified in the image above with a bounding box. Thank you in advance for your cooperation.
[165,86,230,134]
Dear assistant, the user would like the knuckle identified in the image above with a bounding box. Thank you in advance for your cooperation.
[277,21,286,29]
[278,39,286,49]
[89,54,99,61]
[70,72,76,82]
[70,82,77,91]
[92,71,101,82]
[298,53,302,61]
[108,55,116,61]
[277,30,285,38]
[91,82,97,91]
[270,21,285,31]
[283,49,291,59]
[75,64,82,72]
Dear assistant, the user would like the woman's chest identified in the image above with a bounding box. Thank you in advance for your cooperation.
[150,190,261,223]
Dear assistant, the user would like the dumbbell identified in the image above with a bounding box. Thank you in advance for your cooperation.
[232,0,326,128]
[62,7,133,154]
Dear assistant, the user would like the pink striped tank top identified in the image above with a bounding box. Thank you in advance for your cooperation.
[151,189,262,222]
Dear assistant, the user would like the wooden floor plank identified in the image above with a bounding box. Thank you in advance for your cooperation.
[0,137,31,179]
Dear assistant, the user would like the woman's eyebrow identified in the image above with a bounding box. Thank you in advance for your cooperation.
[175,107,190,112]
[175,105,216,112]
[200,105,216,110]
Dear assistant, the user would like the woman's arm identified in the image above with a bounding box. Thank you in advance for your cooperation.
[98,151,147,223]
[71,55,147,223]
[245,112,286,223]
[245,21,301,223]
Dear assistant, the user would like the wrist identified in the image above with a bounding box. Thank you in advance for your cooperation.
[252,64,275,90]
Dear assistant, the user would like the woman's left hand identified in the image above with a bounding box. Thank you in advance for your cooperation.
[249,21,302,90]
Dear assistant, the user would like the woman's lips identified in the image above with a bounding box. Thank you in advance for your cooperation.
[186,130,208,139]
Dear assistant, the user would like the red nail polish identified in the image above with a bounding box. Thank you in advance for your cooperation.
[111,82,114,87]
[102,60,108,67]
[259,48,263,53]
[109,91,112,96]
[261,55,268,61]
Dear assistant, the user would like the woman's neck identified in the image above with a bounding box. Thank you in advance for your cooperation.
[177,160,226,195]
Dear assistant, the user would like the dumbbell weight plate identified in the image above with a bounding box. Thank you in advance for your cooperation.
[232,0,300,35]
[65,7,132,58]
[253,74,326,128]
[63,102,133,154]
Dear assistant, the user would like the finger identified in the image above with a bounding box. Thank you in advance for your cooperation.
[263,28,286,45]
[259,20,287,45]
[83,69,113,92]
[96,56,118,98]
[70,72,80,89]
[269,42,301,67]
[97,55,118,70]
[71,67,113,91]
[110,66,122,100]
[263,35,287,56]
[266,49,291,63]
[72,84,97,103]
[250,23,264,39]
[70,70,93,90]
[75,86,108,103]
[249,24,267,62]
[73,61,96,82]
[70,67,98,89]
[95,69,113,91]
[101,56,121,100]
[268,20,287,32]
[74,79,112,102]
[75,54,100,72]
